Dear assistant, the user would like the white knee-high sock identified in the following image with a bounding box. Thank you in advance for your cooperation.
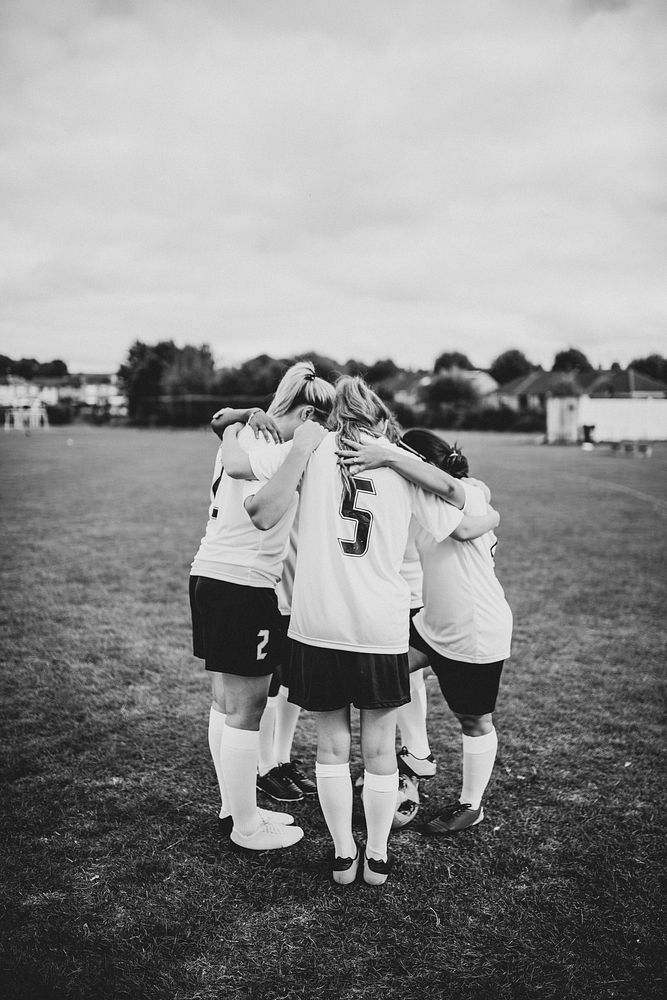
[220,725,261,836]
[315,761,355,858]
[208,706,229,818]
[362,770,399,862]
[460,729,498,809]
[258,696,278,775]
[274,686,301,764]
[397,669,431,758]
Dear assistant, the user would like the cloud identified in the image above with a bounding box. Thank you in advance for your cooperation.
[1,0,665,372]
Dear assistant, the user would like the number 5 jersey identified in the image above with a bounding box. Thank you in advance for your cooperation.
[287,433,464,655]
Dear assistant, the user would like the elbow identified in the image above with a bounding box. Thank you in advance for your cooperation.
[245,501,272,531]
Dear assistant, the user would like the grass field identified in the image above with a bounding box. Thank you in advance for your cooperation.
[1,426,665,1000]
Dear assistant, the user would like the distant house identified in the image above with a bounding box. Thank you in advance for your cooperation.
[488,368,577,412]
[0,376,51,430]
[72,374,127,415]
[0,372,127,426]
[396,368,499,410]
[545,368,667,443]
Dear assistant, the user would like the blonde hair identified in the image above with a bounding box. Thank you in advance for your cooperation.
[331,376,399,495]
[267,361,335,421]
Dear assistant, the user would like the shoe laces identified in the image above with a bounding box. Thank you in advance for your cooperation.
[445,801,473,818]
[258,820,284,836]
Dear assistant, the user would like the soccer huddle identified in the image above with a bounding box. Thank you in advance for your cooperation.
[189,361,512,886]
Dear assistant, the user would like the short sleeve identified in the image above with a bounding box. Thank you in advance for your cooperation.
[247,439,293,482]
[409,483,464,541]
[462,482,488,516]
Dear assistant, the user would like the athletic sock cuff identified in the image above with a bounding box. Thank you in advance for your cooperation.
[409,670,425,692]
[221,724,260,750]
[462,729,497,754]
[209,706,226,728]
[315,761,350,779]
[364,769,399,793]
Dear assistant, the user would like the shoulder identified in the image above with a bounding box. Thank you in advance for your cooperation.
[466,476,491,503]
[462,481,488,513]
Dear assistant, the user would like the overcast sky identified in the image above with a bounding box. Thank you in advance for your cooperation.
[1,0,665,374]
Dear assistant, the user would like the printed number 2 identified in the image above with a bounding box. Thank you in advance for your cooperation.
[338,477,376,557]
[256,629,269,661]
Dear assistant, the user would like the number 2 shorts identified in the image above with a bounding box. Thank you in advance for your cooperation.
[189,575,281,676]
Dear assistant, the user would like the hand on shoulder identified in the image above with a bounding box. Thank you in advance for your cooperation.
[293,420,328,454]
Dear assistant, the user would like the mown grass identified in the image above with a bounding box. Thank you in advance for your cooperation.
[0,427,665,1000]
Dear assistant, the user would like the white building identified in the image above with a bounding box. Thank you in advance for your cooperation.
[546,368,667,443]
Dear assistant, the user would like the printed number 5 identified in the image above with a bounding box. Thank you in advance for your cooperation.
[256,629,269,661]
[338,477,376,557]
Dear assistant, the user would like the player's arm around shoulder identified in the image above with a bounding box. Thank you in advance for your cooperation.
[211,406,282,443]
[219,424,255,479]
[337,437,465,508]
[452,482,500,540]
[245,421,328,530]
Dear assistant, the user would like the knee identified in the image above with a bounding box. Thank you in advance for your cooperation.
[317,732,351,765]
[361,734,396,772]
[226,692,267,729]
[457,713,493,737]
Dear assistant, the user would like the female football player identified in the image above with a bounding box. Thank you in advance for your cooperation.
[337,428,512,834]
[190,361,333,851]
[243,378,499,883]
[211,406,316,805]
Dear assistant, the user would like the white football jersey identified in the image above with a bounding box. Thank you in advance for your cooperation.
[190,427,295,588]
[412,481,512,663]
[288,433,464,654]
[400,523,424,610]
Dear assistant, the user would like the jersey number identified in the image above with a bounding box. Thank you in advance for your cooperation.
[256,630,269,661]
[338,477,376,557]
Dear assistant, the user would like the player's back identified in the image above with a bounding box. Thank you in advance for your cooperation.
[414,481,512,663]
[289,432,414,654]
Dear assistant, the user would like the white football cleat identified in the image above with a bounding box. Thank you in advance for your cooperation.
[231,820,304,851]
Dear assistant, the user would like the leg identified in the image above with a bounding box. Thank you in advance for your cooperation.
[223,674,303,850]
[456,712,497,809]
[274,685,301,764]
[360,707,399,868]
[220,673,270,835]
[314,708,356,859]
[396,668,437,778]
[208,672,229,818]
[258,695,278,775]
[275,685,317,796]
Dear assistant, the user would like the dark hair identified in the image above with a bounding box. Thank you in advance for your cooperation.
[401,428,469,479]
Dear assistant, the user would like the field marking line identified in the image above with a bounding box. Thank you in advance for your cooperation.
[565,473,667,514]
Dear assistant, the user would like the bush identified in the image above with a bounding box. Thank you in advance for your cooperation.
[45,402,73,425]
[391,401,420,429]
[513,409,546,432]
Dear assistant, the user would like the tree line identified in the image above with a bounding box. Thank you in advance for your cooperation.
[3,345,665,430]
[115,341,667,430]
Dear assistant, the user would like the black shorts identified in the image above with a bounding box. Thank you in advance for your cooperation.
[288,640,410,712]
[409,620,504,716]
[189,576,282,676]
[268,615,291,697]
